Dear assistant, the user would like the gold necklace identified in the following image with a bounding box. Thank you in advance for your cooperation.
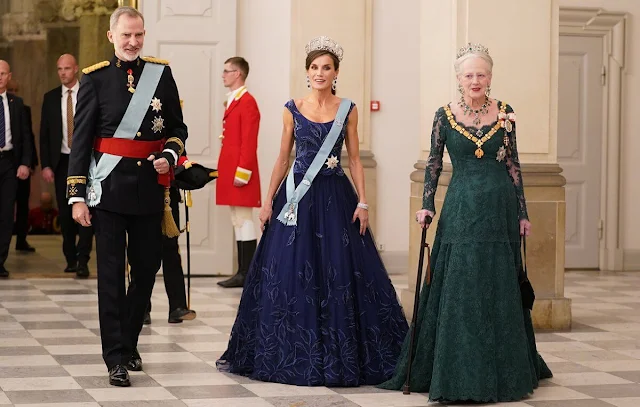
[445,102,506,158]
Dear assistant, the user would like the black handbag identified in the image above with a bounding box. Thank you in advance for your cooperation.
[519,237,535,310]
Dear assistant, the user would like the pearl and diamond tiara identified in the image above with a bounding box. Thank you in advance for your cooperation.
[305,36,344,62]
[456,42,490,59]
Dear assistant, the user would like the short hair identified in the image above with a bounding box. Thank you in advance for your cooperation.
[454,52,494,76]
[110,6,145,31]
[225,57,250,79]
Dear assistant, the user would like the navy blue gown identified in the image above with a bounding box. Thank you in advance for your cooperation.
[217,99,408,387]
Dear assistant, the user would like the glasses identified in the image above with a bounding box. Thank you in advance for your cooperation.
[222,69,238,75]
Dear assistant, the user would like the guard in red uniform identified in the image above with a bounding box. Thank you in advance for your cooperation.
[216,57,261,288]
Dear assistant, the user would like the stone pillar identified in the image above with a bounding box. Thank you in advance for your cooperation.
[43,23,80,90]
[403,0,570,330]
[289,0,379,233]
[77,14,112,69]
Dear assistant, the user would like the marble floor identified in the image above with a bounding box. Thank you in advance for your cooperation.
[3,238,640,406]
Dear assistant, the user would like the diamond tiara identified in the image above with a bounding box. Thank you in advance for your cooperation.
[305,36,344,62]
[456,43,490,59]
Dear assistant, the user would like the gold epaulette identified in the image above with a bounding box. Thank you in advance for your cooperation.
[142,56,170,65]
[82,61,110,75]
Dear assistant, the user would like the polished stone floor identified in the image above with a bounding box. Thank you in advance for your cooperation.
[2,237,640,406]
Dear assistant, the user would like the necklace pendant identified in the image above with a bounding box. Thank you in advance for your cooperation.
[475,147,484,159]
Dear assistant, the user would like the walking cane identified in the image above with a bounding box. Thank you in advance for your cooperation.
[183,190,192,310]
[403,215,432,395]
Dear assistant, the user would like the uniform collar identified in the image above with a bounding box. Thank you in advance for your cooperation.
[111,55,142,71]
[226,85,247,101]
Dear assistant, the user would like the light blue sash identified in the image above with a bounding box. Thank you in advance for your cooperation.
[276,98,351,226]
[87,63,165,206]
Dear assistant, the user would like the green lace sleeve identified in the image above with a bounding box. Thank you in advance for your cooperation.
[505,106,528,220]
[422,108,446,212]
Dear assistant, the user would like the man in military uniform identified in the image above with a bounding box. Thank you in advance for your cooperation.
[67,6,187,387]
[216,57,261,288]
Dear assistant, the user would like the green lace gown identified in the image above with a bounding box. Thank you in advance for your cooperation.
[379,102,552,402]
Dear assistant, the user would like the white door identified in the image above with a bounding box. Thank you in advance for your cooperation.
[558,35,603,269]
[140,0,236,275]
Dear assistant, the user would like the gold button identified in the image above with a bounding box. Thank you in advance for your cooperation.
[137,161,142,166]
[219,134,224,139]
[136,132,141,137]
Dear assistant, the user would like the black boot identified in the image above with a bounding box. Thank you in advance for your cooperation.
[217,240,256,288]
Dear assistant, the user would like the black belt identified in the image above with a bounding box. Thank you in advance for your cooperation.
[0,150,14,159]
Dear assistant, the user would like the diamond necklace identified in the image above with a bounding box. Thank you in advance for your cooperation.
[458,97,491,126]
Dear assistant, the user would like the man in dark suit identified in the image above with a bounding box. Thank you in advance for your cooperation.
[8,79,38,253]
[0,60,33,277]
[40,54,93,277]
[68,7,188,386]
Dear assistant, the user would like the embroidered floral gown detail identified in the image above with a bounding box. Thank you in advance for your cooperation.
[379,102,552,402]
[217,99,408,387]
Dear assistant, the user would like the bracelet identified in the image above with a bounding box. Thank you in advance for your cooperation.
[357,202,369,210]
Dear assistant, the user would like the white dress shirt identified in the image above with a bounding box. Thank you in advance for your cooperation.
[60,81,80,154]
[226,86,247,109]
[0,91,13,151]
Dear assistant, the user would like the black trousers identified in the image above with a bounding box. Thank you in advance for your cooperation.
[14,175,30,244]
[55,154,93,266]
[92,208,162,369]
[148,187,187,313]
[0,153,17,268]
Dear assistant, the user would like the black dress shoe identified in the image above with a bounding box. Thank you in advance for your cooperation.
[217,273,246,288]
[108,364,130,387]
[64,263,78,273]
[15,242,35,253]
[0,267,8,278]
[142,312,151,325]
[75,264,89,278]
[126,348,142,371]
[168,308,197,323]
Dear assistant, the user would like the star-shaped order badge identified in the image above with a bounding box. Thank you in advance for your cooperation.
[496,146,507,162]
[325,155,339,169]
[152,116,165,133]
[150,97,162,112]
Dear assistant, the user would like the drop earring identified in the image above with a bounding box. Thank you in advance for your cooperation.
[332,77,338,91]
[306,76,311,89]
[485,85,491,97]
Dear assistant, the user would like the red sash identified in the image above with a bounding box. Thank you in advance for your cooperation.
[93,137,172,187]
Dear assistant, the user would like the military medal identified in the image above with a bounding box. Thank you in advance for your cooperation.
[496,146,506,162]
[152,116,165,133]
[150,97,162,112]
[504,119,513,133]
[325,155,339,169]
[127,69,135,93]
[88,186,97,202]
[474,130,484,158]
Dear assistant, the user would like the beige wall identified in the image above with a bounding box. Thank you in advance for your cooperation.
[236,0,638,263]
[370,0,420,251]
[558,0,640,263]
[237,0,291,233]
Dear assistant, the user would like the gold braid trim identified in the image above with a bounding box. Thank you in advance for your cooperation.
[165,137,185,156]
[82,61,110,75]
[67,176,87,185]
[142,56,170,65]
